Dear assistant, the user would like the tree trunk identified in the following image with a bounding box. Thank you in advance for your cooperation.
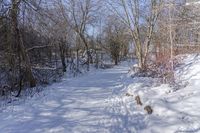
[10,0,36,89]
[79,33,90,71]
[59,43,66,72]
[95,50,99,69]
[76,48,79,71]
[115,58,118,65]
[142,39,151,69]
[135,40,144,70]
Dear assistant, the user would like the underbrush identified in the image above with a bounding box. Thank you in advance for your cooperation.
[0,86,44,112]
[0,57,116,111]
[129,56,188,91]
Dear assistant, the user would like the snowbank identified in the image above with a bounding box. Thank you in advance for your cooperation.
[125,54,200,132]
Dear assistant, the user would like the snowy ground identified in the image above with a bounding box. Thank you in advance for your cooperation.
[126,54,200,133]
[1,55,200,133]
[0,62,136,133]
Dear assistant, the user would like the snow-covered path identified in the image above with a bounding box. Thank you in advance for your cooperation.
[0,64,133,133]
[3,56,200,133]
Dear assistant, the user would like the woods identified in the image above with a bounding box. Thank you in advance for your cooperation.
[0,0,200,97]
[1,0,200,132]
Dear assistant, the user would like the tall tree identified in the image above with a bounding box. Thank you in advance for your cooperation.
[109,0,163,70]
[10,0,36,96]
[57,0,101,71]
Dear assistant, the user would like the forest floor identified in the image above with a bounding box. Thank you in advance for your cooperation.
[0,55,200,133]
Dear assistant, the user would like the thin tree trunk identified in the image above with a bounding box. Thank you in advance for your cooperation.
[169,4,174,71]
[115,57,118,65]
[76,48,79,71]
[79,33,90,71]
[59,43,66,72]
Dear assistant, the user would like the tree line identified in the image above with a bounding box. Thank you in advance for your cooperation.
[0,0,199,96]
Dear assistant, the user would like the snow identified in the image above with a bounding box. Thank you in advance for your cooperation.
[0,62,134,133]
[126,54,200,133]
[1,55,200,133]
[186,1,200,6]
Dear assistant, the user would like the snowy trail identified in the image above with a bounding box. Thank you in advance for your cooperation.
[4,57,200,133]
[0,64,134,133]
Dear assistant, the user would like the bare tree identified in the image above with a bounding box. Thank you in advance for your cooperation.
[108,0,163,70]
[57,0,101,71]
[10,0,36,97]
[104,15,129,65]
